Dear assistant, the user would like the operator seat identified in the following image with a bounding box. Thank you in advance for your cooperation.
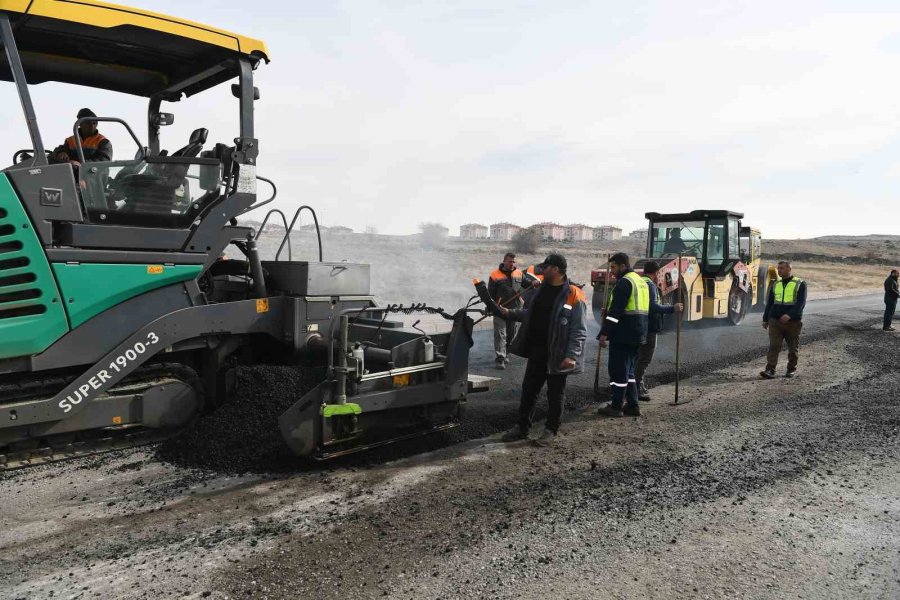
[171,128,208,158]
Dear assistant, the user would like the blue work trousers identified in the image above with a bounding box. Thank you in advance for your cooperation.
[608,342,640,409]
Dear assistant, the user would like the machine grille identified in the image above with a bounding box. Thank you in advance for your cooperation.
[0,209,45,320]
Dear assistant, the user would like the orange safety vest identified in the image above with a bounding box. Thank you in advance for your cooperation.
[489,267,523,283]
[524,265,544,284]
[489,267,523,304]
[64,132,109,161]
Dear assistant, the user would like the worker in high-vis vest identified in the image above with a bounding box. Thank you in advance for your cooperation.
[497,253,587,447]
[760,260,807,379]
[598,253,650,417]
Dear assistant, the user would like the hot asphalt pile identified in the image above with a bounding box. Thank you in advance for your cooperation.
[156,365,320,473]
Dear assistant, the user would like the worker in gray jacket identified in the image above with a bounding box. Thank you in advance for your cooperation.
[497,253,587,447]
[488,253,524,369]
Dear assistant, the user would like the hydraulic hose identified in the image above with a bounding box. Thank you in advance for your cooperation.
[473,279,504,317]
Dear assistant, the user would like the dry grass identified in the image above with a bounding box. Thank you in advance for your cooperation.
[767,238,900,262]
[788,262,888,292]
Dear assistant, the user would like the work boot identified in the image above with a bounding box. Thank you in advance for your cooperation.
[785,368,797,378]
[597,404,624,418]
[532,429,557,447]
[500,427,528,442]
[623,404,641,417]
[759,368,776,379]
[884,327,896,332]
[495,358,506,371]
[638,381,651,402]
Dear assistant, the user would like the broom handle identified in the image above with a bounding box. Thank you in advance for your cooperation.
[593,254,612,395]
[675,253,683,404]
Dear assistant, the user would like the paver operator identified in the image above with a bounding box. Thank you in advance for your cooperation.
[49,108,113,167]
[760,261,807,379]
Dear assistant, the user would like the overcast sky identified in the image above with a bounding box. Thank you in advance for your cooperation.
[4,0,900,238]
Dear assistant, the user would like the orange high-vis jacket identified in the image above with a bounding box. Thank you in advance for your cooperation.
[58,132,113,162]
[488,265,524,306]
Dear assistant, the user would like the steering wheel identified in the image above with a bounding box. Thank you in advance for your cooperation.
[106,147,152,201]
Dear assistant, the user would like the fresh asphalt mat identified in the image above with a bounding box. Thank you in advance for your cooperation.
[1,322,899,599]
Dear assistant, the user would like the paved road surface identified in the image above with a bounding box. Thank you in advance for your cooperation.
[461,294,884,433]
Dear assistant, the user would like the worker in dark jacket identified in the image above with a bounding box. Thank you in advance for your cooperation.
[498,253,587,446]
[760,261,807,379]
[884,269,899,331]
[635,261,683,401]
[598,253,649,417]
[50,108,113,166]
[488,253,524,369]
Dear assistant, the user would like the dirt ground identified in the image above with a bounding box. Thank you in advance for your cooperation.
[2,317,899,599]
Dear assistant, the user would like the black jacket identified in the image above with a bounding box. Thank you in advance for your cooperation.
[763,276,807,322]
[507,279,588,374]
[885,276,900,304]
[599,268,648,346]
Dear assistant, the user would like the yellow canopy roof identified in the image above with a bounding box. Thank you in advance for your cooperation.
[1,0,267,59]
[0,0,269,97]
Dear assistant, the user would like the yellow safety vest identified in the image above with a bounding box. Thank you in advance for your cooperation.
[607,271,650,314]
[773,277,803,305]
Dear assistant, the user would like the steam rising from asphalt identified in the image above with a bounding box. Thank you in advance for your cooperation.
[250,229,634,329]
[252,231,518,311]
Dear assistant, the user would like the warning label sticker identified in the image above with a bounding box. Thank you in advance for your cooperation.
[237,165,257,194]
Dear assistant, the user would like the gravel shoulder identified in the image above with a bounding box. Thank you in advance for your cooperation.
[2,319,899,599]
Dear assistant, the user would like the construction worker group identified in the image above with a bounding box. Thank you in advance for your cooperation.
[487,252,814,446]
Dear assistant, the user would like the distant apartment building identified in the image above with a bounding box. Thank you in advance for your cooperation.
[490,222,522,241]
[627,228,649,242]
[459,223,489,240]
[565,224,595,242]
[536,222,566,241]
[594,225,623,241]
